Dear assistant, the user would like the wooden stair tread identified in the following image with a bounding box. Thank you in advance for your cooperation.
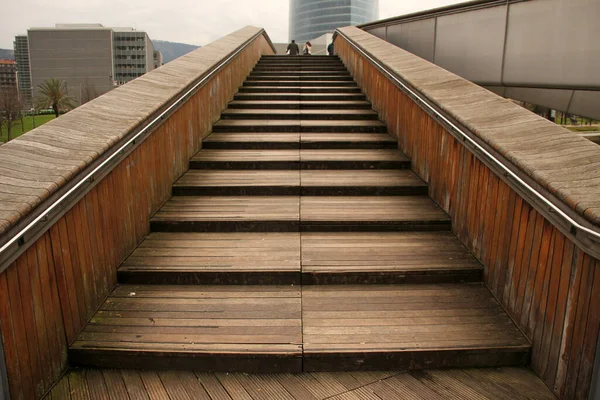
[204,132,300,143]
[222,109,378,116]
[174,169,423,188]
[302,284,530,370]
[69,285,303,371]
[119,232,300,273]
[300,149,407,162]
[151,197,300,222]
[213,120,386,128]
[191,149,404,162]
[151,196,448,225]
[301,232,481,272]
[300,196,449,222]
[228,100,371,107]
[192,149,299,162]
[175,170,300,187]
[69,284,529,371]
[301,133,394,142]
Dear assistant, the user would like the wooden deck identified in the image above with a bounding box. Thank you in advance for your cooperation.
[45,367,556,399]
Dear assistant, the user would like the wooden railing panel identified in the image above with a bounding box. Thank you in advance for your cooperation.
[335,27,600,399]
[0,27,274,400]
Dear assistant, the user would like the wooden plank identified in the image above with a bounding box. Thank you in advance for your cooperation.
[121,370,151,400]
[69,285,302,372]
[6,262,36,399]
[0,271,22,399]
[302,284,530,370]
[301,232,481,283]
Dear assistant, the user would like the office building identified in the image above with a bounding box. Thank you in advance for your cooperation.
[112,27,156,85]
[13,35,32,108]
[23,24,157,105]
[289,0,379,43]
[0,60,18,91]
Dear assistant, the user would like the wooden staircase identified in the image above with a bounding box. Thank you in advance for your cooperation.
[69,55,531,373]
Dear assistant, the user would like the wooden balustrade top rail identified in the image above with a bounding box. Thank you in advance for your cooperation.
[335,26,600,259]
[0,26,275,272]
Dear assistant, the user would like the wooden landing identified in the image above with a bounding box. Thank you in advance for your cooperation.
[69,284,529,372]
[69,285,303,372]
[46,367,556,400]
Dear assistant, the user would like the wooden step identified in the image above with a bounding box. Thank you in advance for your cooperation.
[202,132,396,150]
[117,231,479,285]
[301,232,482,284]
[227,100,372,109]
[174,170,300,195]
[117,231,480,285]
[150,196,300,232]
[190,149,299,169]
[234,93,367,101]
[150,196,450,232]
[299,150,407,169]
[189,149,408,169]
[300,170,427,195]
[249,71,351,76]
[300,196,451,231]
[69,284,529,372]
[302,284,530,371]
[243,80,357,87]
[172,169,426,196]
[252,68,348,73]
[239,86,361,94]
[301,133,397,149]
[212,120,387,133]
[203,132,300,149]
[69,285,303,372]
[118,232,301,285]
[221,109,379,120]
[246,75,354,81]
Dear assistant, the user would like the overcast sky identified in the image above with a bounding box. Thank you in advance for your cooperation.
[1,0,464,49]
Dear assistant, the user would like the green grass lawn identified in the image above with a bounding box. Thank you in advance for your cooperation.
[0,114,55,142]
[565,125,600,133]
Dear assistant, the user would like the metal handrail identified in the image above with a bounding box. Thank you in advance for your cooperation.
[0,28,272,268]
[335,28,600,243]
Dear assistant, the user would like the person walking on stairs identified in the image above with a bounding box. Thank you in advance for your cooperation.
[303,41,312,55]
[287,40,299,55]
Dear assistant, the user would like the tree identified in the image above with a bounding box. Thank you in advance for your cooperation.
[36,78,76,118]
[80,79,99,105]
[0,88,23,142]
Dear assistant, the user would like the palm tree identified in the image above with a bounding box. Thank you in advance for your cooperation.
[36,79,76,118]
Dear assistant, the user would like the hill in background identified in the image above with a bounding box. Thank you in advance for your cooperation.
[152,40,200,64]
[0,49,14,60]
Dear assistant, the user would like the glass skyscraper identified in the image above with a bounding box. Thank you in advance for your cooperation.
[289,0,379,43]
